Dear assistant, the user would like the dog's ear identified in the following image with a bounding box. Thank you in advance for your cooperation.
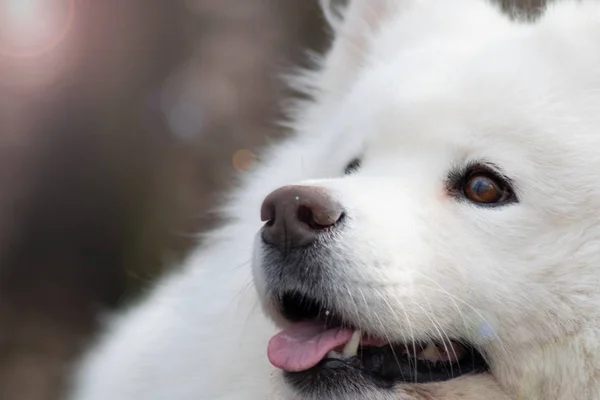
[317,0,401,99]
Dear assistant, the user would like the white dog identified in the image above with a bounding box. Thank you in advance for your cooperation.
[69,0,600,399]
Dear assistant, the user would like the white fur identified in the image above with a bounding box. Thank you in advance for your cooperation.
[69,0,600,399]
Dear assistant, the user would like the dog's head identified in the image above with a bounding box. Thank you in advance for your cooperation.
[249,0,600,398]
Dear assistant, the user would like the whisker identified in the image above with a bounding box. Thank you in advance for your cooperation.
[356,288,407,382]
[375,288,419,383]
[406,297,457,379]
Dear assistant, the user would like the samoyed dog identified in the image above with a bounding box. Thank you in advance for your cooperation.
[70,0,600,399]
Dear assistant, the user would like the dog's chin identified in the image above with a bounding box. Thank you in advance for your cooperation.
[267,291,490,399]
[282,359,396,399]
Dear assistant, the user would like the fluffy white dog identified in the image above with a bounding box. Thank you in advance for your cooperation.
[69,0,600,399]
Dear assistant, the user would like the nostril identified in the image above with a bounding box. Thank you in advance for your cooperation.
[296,205,316,228]
[261,201,276,225]
[264,218,275,227]
[297,205,344,230]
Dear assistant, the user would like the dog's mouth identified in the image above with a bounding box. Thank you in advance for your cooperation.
[268,292,489,387]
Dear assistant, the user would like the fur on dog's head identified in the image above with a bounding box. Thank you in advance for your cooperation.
[244,0,600,398]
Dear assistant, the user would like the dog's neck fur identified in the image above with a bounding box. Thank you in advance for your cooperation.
[493,327,600,398]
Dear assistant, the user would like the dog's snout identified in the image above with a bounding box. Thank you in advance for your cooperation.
[260,185,344,252]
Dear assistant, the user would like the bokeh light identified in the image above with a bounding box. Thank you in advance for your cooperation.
[464,310,499,346]
[161,65,206,141]
[0,0,75,59]
[233,149,257,173]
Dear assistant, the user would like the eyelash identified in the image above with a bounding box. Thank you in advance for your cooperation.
[344,158,362,175]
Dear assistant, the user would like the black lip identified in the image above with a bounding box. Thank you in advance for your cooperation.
[358,343,489,383]
[285,341,489,392]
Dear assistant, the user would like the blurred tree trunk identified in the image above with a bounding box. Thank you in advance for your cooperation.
[0,1,327,399]
[0,1,185,398]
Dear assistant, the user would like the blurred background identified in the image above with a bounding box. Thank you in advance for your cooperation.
[0,0,543,399]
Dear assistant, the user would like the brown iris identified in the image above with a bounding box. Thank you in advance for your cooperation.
[463,173,511,204]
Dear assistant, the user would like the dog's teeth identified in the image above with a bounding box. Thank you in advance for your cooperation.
[327,350,342,359]
[342,330,361,358]
[419,343,440,362]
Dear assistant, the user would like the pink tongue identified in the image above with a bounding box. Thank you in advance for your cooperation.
[267,322,353,372]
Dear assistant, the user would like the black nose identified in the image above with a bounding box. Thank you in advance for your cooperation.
[260,185,344,253]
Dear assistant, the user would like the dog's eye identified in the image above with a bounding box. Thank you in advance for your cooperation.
[462,169,515,205]
[344,158,361,175]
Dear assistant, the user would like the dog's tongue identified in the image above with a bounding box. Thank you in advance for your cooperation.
[267,322,353,372]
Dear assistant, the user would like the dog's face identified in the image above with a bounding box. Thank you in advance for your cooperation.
[249,0,600,398]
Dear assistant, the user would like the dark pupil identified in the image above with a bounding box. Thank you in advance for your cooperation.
[472,177,497,200]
